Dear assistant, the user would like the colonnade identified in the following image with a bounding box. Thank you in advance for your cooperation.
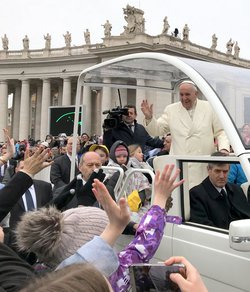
[0,77,80,142]
[0,73,167,143]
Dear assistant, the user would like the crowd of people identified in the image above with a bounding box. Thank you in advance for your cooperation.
[0,130,207,291]
[1,79,250,291]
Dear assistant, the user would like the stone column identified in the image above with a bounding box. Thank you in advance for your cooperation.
[35,83,42,140]
[58,82,63,106]
[40,79,51,140]
[82,85,91,134]
[0,81,8,142]
[136,79,146,123]
[101,78,112,128]
[62,77,71,105]
[12,83,21,140]
[92,90,102,135]
[19,80,30,140]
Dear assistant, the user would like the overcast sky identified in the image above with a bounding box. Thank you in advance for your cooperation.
[1,0,250,59]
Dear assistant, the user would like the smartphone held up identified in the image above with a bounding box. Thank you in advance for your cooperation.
[129,263,186,292]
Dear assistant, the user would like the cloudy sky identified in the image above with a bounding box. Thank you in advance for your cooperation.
[1,0,250,59]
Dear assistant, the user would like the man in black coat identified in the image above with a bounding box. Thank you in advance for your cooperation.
[103,105,163,154]
[4,159,53,264]
[50,137,80,190]
[190,158,250,229]
[52,151,116,210]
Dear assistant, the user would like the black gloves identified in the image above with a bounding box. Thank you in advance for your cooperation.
[76,169,106,206]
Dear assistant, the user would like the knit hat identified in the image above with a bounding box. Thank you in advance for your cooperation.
[15,206,108,267]
[115,145,128,157]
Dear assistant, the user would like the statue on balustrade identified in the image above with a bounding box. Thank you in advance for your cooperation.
[23,35,29,50]
[84,29,91,45]
[226,38,234,54]
[122,4,145,35]
[162,16,170,34]
[182,24,190,41]
[44,33,51,50]
[63,31,71,48]
[233,41,240,59]
[102,20,112,38]
[210,33,218,50]
[1,34,8,50]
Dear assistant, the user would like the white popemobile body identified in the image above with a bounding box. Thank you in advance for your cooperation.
[71,53,250,291]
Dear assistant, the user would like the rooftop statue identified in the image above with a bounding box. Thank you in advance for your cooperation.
[182,24,190,41]
[210,33,218,50]
[63,31,71,48]
[122,4,145,35]
[234,41,240,59]
[44,33,51,50]
[84,29,91,45]
[23,35,29,50]
[1,34,8,50]
[102,20,112,38]
[226,38,234,54]
[162,16,170,34]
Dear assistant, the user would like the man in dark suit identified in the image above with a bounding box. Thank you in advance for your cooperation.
[6,159,52,264]
[53,151,110,210]
[103,105,163,154]
[190,155,250,229]
[9,160,53,228]
[50,136,80,190]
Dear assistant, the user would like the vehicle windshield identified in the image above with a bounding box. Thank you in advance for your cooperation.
[82,56,250,149]
[181,57,250,148]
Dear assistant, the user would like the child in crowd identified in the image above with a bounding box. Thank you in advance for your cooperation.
[106,141,151,202]
[128,143,153,207]
[89,144,110,166]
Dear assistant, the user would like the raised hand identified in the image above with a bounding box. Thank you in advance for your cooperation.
[141,100,153,120]
[153,164,185,209]
[2,128,15,160]
[92,179,130,246]
[21,148,53,177]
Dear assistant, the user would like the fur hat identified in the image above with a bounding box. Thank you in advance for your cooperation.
[115,145,128,157]
[15,206,108,267]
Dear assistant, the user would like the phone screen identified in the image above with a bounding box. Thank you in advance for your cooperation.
[129,264,185,292]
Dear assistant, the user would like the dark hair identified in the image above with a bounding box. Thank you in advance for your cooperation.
[124,104,137,115]
[81,133,90,138]
[21,263,110,292]
[207,151,229,169]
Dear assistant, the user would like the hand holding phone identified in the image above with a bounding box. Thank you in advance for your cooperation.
[165,257,208,292]
[129,263,186,292]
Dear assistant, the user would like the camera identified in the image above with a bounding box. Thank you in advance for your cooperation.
[103,106,129,129]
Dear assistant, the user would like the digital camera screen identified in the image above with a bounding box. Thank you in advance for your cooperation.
[49,106,84,136]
